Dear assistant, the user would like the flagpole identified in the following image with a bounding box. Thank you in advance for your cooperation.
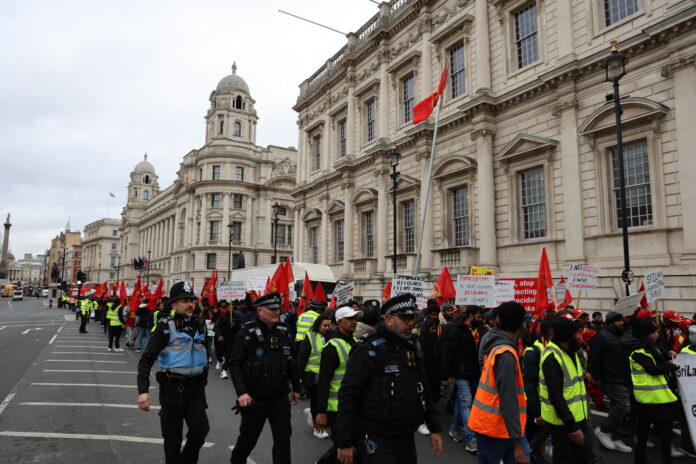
[107,197,110,218]
[414,96,444,275]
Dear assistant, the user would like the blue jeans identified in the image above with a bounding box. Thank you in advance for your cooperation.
[451,379,475,441]
[476,433,530,464]
[135,327,151,350]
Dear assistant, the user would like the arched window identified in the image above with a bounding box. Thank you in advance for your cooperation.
[219,119,224,134]
[143,191,149,200]
[144,175,150,184]
[233,121,242,137]
[235,95,243,109]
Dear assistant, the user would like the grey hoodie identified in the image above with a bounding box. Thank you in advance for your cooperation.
[476,328,525,443]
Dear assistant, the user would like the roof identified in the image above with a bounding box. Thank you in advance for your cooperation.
[215,62,249,94]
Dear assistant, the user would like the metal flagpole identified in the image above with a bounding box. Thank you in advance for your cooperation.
[414,96,444,275]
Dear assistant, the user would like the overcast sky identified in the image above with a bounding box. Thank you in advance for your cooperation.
[0,0,377,258]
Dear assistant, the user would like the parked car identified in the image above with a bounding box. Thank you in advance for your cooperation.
[12,290,23,301]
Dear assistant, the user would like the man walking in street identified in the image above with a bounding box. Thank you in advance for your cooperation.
[106,296,125,351]
[78,296,90,333]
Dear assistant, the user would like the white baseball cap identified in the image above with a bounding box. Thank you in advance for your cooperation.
[335,306,364,322]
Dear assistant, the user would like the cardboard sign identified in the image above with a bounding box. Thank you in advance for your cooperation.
[567,264,599,290]
[645,269,665,304]
[455,275,495,307]
[613,292,646,315]
[498,278,538,314]
[246,276,267,293]
[391,274,428,309]
[334,282,355,306]
[554,282,567,305]
[470,265,495,276]
[494,280,516,306]
[217,281,246,301]
[674,353,696,446]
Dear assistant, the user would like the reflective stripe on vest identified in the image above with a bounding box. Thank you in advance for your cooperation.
[157,320,207,377]
[304,331,324,374]
[107,305,122,326]
[682,345,696,355]
[468,345,527,438]
[295,310,320,341]
[539,341,588,425]
[151,310,160,332]
[326,337,353,412]
[629,348,678,404]
[80,300,90,315]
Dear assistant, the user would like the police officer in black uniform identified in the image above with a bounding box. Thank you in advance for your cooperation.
[335,293,443,464]
[228,292,301,464]
[137,281,210,464]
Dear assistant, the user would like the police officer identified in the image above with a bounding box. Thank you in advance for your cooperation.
[295,299,327,346]
[228,292,301,464]
[137,281,210,464]
[78,297,90,333]
[335,293,443,464]
[106,297,125,351]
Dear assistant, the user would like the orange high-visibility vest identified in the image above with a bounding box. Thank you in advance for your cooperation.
[468,344,527,439]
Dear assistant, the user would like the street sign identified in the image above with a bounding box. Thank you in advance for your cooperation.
[621,269,634,283]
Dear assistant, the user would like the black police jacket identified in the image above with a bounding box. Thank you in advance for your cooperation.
[335,324,441,448]
[229,319,301,397]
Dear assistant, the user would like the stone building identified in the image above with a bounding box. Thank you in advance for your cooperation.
[46,223,82,285]
[118,65,297,289]
[82,218,121,282]
[292,0,696,311]
[17,254,45,286]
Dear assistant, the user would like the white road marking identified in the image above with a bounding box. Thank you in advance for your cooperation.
[19,402,160,410]
[0,431,209,446]
[43,369,137,374]
[590,409,680,435]
[228,446,258,463]
[50,352,123,356]
[0,326,6,330]
[48,345,112,348]
[0,393,15,416]
[56,325,63,333]
[20,328,44,335]
[56,340,103,343]
[0,323,58,327]
[46,359,128,364]
[48,335,57,344]
[63,315,74,321]
[30,383,148,389]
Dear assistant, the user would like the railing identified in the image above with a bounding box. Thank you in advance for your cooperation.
[439,249,461,267]
[396,255,407,270]
[391,0,409,13]
[354,260,366,273]
[357,12,380,41]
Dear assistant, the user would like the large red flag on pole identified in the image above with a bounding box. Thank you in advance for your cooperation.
[207,269,218,307]
[298,271,313,316]
[265,263,287,295]
[314,281,328,303]
[412,65,448,125]
[382,281,392,303]
[535,247,555,316]
[433,266,456,306]
[147,278,164,310]
[283,260,294,295]
[119,281,127,308]
[129,276,143,313]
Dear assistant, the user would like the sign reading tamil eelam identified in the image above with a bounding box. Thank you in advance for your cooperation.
[645,269,665,304]
[391,274,428,309]
[567,264,599,290]
[455,275,496,307]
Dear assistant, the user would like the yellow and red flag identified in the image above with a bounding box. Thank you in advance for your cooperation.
[535,247,555,316]
[129,276,143,313]
[119,281,127,307]
[207,269,218,307]
[147,278,163,310]
[433,266,456,306]
[298,272,313,316]
[382,281,392,303]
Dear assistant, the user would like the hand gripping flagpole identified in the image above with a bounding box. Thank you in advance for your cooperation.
[414,96,444,275]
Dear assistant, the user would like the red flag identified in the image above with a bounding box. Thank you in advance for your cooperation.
[638,281,648,309]
[433,266,456,306]
[328,294,336,309]
[535,247,555,316]
[147,278,163,310]
[207,269,218,307]
[282,293,291,312]
[263,277,271,295]
[382,281,392,303]
[129,276,143,313]
[412,65,448,125]
[298,272,313,316]
[111,281,119,296]
[282,260,294,294]
[557,276,574,310]
[119,281,127,308]
[266,263,287,295]
[314,281,327,303]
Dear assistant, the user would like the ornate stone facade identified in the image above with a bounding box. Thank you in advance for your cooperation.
[82,218,121,282]
[292,0,696,311]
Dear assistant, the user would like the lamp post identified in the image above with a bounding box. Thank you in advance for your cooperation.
[111,254,120,295]
[604,40,631,296]
[146,250,151,285]
[227,221,233,280]
[272,202,280,264]
[388,147,401,274]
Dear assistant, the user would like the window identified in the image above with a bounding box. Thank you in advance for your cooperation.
[335,219,345,262]
[206,253,217,269]
[365,99,376,142]
[272,224,292,245]
[230,221,242,242]
[612,140,652,228]
[363,211,374,257]
[514,3,539,68]
[111,243,117,250]
[233,194,243,209]
[235,167,244,181]
[312,135,321,171]
[232,253,241,268]
[144,175,150,184]
[218,119,224,135]
[198,168,203,181]
[449,42,466,98]
[520,167,546,239]
[402,74,415,123]
[233,121,242,137]
[209,221,220,241]
[604,0,638,26]
[212,165,221,180]
[143,191,149,200]
[275,206,287,216]
[338,119,347,157]
[310,227,319,264]
[211,193,221,208]
[110,272,115,280]
[110,256,116,267]
[112,230,118,236]
[235,96,243,109]
[453,187,470,247]
[403,201,415,253]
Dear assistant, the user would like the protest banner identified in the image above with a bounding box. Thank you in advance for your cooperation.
[217,281,246,301]
[567,264,599,290]
[498,278,538,313]
[470,265,495,275]
[246,276,267,294]
[334,281,355,306]
[553,282,567,305]
[391,274,428,308]
[674,353,696,446]
[494,280,516,306]
[455,275,495,307]
[645,269,665,304]
[613,292,646,315]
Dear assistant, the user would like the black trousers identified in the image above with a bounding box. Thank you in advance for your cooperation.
[358,433,416,464]
[79,314,89,332]
[108,325,122,348]
[158,379,209,464]
[550,421,601,464]
[635,414,673,464]
[230,392,291,464]
[214,339,226,363]
[316,411,337,464]
[305,383,319,420]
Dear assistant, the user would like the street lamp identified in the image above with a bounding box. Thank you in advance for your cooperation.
[272,202,280,265]
[227,221,234,280]
[388,147,401,274]
[604,40,631,296]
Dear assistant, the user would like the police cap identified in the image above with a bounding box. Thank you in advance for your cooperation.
[381,293,417,316]
[254,292,282,310]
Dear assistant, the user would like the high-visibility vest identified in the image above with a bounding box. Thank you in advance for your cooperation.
[629,348,678,404]
[469,345,527,438]
[295,310,320,342]
[539,341,588,425]
[107,305,122,326]
[326,337,354,412]
[79,299,90,315]
[682,345,696,355]
[157,319,207,377]
[152,309,177,332]
[91,300,99,311]
[304,331,325,374]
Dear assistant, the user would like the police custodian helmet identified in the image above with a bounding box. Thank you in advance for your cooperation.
[169,280,198,303]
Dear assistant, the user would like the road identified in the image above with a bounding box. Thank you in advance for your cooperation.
[0,298,690,463]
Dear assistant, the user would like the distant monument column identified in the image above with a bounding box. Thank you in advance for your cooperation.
[2,214,10,263]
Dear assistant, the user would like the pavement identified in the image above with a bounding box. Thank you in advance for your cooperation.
[0,298,692,463]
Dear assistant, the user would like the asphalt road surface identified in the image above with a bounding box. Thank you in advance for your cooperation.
[0,298,692,463]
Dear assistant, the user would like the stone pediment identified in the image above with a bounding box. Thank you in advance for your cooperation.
[302,208,322,222]
[578,97,669,138]
[496,134,558,163]
[230,211,246,220]
[326,200,345,214]
[388,174,420,192]
[351,187,378,204]
[433,154,477,179]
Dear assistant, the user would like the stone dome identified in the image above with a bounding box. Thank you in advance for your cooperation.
[215,62,249,94]
[133,153,155,174]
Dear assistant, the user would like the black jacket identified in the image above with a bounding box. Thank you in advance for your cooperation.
[589,326,630,385]
[316,330,357,414]
[214,310,238,343]
[135,306,150,328]
[335,324,441,448]
[440,319,480,381]
[521,342,543,419]
[541,343,586,432]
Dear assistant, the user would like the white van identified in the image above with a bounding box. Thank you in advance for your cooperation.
[12,290,23,301]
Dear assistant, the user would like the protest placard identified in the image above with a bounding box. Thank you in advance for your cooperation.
[567,264,599,290]
[613,292,645,315]
[645,269,665,304]
[494,280,516,306]
[455,275,495,307]
[246,276,267,294]
[674,353,696,446]
[334,282,354,306]
[391,274,428,308]
[554,282,567,305]
[498,278,538,313]
[217,281,246,301]
[470,265,495,275]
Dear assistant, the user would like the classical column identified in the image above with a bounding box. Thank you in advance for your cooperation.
[674,63,696,253]
[246,195,254,246]
[323,116,331,172]
[200,194,208,245]
[419,155,434,271]
[343,183,354,276]
[346,80,356,157]
[379,56,389,139]
[377,170,389,273]
[556,0,574,59]
[222,193,230,240]
[320,196,329,264]
[173,210,180,251]
[473,128,497,266]
[420,16,433,96]
[474,0,492,94]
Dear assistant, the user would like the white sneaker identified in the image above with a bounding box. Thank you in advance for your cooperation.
[671,445,686,458]
[613,440,632,453]
[107,347,113,352]
[595,427,616,451]
[304,408,314,428]
[544,442,553,459]
[313,429,329,439]
[417,423,430,435]
[115,348,124,352]
[219,370,228,379]
[215,361,222,370]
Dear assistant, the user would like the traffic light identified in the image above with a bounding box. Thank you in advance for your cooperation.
[76,271,87,282]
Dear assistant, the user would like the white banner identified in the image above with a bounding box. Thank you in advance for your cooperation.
[217,281,246,301]
[674,353,696,446]
[455,275,495,307]
[645,269,665,304]
[554,282,567,305]
[246,276,267,293]
[334,282,354,306]
[567,264,599,290]
[391,274,428,309]
[494,280,516,306]
[613,292,645,315]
